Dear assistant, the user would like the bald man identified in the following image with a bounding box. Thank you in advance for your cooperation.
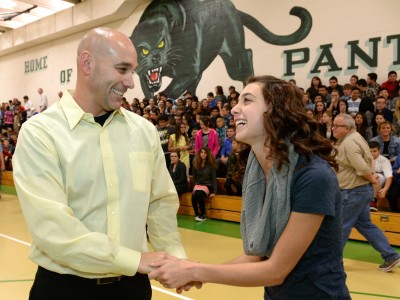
[14,28,186,300]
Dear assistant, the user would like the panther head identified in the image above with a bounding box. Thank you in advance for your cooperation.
[130,18,182,93]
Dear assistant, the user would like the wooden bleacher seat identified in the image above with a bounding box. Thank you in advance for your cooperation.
[2,171,14,186]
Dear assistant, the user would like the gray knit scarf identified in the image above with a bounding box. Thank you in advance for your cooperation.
[241,142,299,257]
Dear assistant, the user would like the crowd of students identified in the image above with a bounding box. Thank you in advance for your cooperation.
[302,71,400,212]
[4,73,400,214]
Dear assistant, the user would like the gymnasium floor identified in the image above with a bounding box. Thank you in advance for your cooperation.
[1,191,400,300]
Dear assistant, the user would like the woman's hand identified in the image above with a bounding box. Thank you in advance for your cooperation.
[149,258,200,289]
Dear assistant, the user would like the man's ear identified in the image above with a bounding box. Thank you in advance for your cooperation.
[79,51,92,75]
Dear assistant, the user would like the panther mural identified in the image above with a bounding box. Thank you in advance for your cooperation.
[130,0,312,99]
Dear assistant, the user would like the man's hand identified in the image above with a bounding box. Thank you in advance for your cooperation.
[138,252,175,274]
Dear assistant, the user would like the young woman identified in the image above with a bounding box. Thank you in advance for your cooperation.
[168,151,189,196]
[196,98,211,124]
[190,147,217,221]
[149,76,350,299]
[306,76,322,102]
[194,116,219,157]
[320,111,336,142]
[355,112,372,141]
[370,121,400,162]
[313,100,326,124]
[168,123,190,170]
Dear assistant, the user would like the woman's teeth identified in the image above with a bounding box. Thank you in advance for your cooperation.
[235,120,247,127]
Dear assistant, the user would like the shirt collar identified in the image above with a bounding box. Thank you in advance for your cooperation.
[59,90,124,130]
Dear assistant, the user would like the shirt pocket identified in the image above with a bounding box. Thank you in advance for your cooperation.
[129,152,153,193]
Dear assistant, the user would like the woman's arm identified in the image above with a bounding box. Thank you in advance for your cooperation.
[168,136,175,152]
[149,211,323,288]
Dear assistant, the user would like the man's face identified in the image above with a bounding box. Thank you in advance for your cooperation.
[376,98,386,110]
[158,120,167,128]
[89,34,137,115]
[332,117,350,140]
[329,80,337,88]
[389,73,398,83]
[318,87,327,96]
[351,90,360,100]
[226,128,235,138]
[370,147,380,159]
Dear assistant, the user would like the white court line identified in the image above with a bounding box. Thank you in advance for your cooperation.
[0,232,194,300]
[0,233,31,246]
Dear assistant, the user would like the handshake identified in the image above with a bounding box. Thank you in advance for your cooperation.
[139,252,203,294]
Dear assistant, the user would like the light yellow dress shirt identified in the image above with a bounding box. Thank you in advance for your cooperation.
[13,90,186,278]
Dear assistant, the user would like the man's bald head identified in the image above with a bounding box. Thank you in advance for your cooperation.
[77,27,134,62]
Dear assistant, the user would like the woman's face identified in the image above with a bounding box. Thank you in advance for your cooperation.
[180,124,186,133]
[306,110,314,119]
[350,76,358,85]
[191,101,198,109]
[322,113,331,123]
[316,102,324,111]
[170,153,179,164]
[355,114,363,125]
[200,149,207,160]
[202,100,209,108]
[230,82,267,147]
[312,77,320,86]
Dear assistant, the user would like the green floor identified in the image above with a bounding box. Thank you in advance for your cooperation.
[177,214,400,265]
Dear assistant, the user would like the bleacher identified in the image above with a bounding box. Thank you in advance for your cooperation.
[180,176,400,246]
[4,171,400,246]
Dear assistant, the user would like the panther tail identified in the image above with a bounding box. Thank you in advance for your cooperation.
[239,6,312,46]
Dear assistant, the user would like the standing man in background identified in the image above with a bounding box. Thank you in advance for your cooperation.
[14,27,186,300]
[333,113,400,272]
[23,95,34,118]
[38,88,48,112]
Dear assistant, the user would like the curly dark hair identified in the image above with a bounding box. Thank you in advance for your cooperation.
[246,75,338,171]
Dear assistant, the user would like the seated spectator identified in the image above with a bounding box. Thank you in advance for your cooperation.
[302,92,314,110]
[320,111,336,142]
[2,139,13,171]
[340,84,352,102]
[392,97,400,136]
[347,87,362,117]
[168,151,189,196]
[313,100,326,124]
[387,152,400,212]
[224,138,244,196]
[191,147,218,221]
[195,116,219,157]
[371,112,386,137]
[156,114,175,167]
[369,141,393,212]
[381,71,399,99]
[209,107,220,129]
[215,116,227,147]
[214,85,227,104]
[305,108,315,120]
[370,121,400,162]
[196,98,211,124]
[355,112,372,141]
[168,123,190,172]
[220,104,232,127]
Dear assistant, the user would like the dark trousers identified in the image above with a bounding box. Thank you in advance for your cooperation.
[29,267,152,300]
[387,181,400,212]
[192,190,207,216]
